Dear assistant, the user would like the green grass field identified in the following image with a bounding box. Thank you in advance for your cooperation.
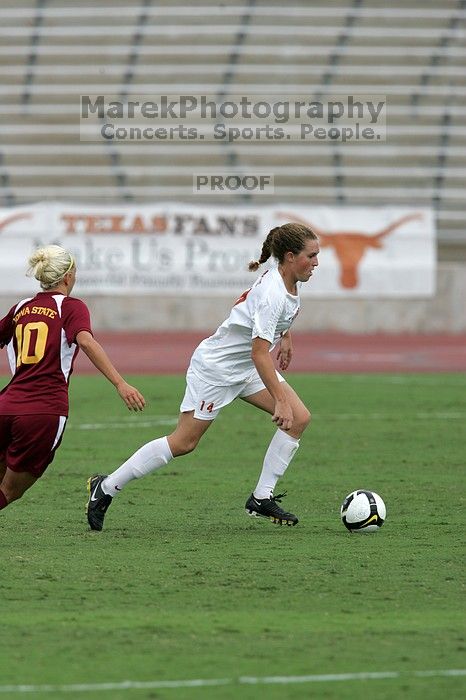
[1,373,465,700]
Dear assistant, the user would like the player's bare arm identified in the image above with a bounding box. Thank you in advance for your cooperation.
[277,330,293,371]
[251,337,293,431]
[76,331,145,412]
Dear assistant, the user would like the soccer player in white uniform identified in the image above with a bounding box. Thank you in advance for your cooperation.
[87,223,319,530]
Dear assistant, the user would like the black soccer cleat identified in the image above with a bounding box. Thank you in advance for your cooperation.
[86,475,112,531]
[245,491,298,526]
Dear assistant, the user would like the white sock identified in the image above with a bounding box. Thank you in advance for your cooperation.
[102,436,173,496]
[253,429,300,500]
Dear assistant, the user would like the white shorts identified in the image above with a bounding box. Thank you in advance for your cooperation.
[180,368,285,420]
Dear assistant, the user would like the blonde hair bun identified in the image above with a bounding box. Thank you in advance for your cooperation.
[27,245,74,290]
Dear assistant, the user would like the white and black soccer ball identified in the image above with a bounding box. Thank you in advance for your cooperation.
[340,490,386,533]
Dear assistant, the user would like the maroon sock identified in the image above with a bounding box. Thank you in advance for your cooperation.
[0,489,8,510]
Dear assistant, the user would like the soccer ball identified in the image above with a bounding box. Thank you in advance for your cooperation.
[340,490,386,533]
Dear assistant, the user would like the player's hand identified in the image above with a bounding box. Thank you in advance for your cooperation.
[116,382,146,412]
[271,399,293,431]
[277,334,293,370]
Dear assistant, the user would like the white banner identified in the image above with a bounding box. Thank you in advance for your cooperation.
[0,203,435,297]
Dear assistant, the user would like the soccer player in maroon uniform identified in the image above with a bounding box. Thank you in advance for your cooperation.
[0,244,145,511]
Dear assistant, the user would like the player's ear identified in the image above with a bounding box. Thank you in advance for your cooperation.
[63,267,75,288]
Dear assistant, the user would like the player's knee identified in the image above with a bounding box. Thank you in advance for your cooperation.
[295,408,311,435]
[178,443,196,456]
[170,435,200,456]
[2,487,21,503]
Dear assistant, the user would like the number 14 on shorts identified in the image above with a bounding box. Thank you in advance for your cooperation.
[200,400,214,413]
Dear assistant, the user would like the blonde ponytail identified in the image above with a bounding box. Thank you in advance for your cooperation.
[27,245,74,290]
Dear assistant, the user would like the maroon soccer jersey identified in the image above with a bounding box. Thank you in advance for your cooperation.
[0,292,92,416]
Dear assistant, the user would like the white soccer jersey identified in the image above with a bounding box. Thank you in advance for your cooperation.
[190,267,300,385]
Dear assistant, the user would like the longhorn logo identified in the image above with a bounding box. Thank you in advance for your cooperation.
[279,212,423,288]
[0,212,32,232]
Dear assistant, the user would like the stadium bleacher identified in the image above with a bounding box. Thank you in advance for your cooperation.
[0,0,465,260]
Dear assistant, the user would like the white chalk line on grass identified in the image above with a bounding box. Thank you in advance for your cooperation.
[70,417,178,430]
[0,669,464,694]
[320,411,466,420]
[69,410,466,432]
[330,376,466,386]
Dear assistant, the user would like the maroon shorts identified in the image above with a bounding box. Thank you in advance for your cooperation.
[0,414,67,478]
